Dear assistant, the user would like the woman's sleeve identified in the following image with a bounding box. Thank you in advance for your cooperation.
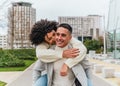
[36,44,63,63]
[65,37,87,68]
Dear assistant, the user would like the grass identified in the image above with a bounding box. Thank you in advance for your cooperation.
[0,60,35,71]
[0,81,6,86]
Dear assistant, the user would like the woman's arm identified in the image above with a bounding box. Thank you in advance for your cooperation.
[36,43,63,63]
[64,37,87,68]
[36,42,79,63]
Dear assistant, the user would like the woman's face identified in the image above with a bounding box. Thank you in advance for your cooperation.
[45,30,56,45]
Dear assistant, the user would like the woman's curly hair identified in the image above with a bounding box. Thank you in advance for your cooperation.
[29,19,58,45]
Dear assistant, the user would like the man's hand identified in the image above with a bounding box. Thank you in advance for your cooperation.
[60,63,69,76]
[63,48,79,58]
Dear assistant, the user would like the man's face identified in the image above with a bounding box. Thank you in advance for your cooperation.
[45,30,56,45]
[55,27,72,48]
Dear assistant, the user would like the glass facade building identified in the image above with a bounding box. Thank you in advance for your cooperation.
[107,0,120,59]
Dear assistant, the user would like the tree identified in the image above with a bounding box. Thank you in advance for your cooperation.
[84,39,103,53]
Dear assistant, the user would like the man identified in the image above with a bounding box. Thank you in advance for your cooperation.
[29,19,87,86]
[46,23,92,86]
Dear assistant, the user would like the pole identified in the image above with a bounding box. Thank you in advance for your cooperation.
[113,29,116,59]
[103,16,106,54]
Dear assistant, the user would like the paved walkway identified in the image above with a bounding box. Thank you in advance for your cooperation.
[0,72,22,84]
[0,63,35,86]
[89,58,120,86]
[6,63,35,86]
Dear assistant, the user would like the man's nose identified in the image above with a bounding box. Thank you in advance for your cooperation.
[58,35,62,39]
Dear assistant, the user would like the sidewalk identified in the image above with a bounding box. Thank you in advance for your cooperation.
[6,63,35,86]
[0,72,22,84]
[89,58,120,86]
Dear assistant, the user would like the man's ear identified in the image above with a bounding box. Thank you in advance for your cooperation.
[70,35,72,40]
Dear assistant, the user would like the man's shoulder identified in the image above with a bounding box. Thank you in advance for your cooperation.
[50,45,56,49]
[70,37,82,43]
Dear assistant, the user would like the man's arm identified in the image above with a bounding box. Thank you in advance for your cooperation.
[64,37,87,68]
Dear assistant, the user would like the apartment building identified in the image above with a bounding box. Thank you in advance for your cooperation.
[0,35,7,49]
[58,15,102,40]
[7,2,36,49]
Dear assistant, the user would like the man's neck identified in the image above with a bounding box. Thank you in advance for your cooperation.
[55,44,69,50]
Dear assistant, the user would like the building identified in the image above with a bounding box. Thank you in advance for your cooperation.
[0,35,7,49]
[58,15,102,41]
[7,2,36,49]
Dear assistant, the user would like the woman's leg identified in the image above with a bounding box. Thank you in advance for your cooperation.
[34,74,47,86]
[87,78,93,86]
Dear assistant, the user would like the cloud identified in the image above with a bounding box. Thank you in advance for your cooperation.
[0,0,110,35]
[0,27,7,35]
[33,0,109,20]
[0,20,8,35]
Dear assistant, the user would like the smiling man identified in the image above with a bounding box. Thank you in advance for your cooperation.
[29,19,88,86]
[46,23,92,86]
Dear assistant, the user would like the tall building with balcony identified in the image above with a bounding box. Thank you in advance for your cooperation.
[7,2,36,49]
[58,15,102,40]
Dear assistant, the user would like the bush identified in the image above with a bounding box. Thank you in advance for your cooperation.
[7,49,36,60]
[0,49,36,67]
[0,51,25,67]
[84,39,103,53]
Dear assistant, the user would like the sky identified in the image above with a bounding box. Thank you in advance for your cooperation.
[0,0,110,35]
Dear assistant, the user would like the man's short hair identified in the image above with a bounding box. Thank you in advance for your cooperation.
[57,23,72,34]
[29,19,58,45]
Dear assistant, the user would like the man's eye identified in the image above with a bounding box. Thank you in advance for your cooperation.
[61,34,66,37]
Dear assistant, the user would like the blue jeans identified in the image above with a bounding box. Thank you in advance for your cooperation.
[34,74,47,86]
[88,78,93,86]
[34,74,92,86]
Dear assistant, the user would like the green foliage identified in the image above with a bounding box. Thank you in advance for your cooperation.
[0,49,36,67]
[7,49,35,60]
[0,60,35,71]
[84,39,103,53]
[0,81,6,86]
[0,50,25,67]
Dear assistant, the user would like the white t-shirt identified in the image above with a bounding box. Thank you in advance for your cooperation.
[52,45,75,86]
